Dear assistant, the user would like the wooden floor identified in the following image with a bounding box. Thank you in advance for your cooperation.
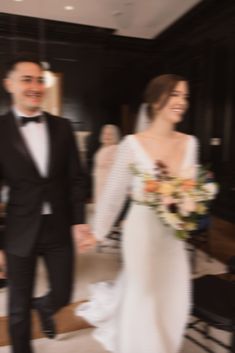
[0,216,234,347]
[0,301,91,347]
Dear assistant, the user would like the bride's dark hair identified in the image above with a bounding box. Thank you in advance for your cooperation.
[144,74,187,121]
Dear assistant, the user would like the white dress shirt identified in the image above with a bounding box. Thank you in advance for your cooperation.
[13,107,51,214]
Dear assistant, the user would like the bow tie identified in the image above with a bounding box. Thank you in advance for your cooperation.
[20,116,42,126]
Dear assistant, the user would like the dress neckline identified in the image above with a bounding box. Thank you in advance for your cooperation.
[129,134,192,175]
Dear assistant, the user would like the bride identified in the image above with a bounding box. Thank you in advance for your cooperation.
[76,74,198,353]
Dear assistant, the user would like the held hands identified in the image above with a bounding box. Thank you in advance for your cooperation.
[0,250,6,279]
[72,224,98,253]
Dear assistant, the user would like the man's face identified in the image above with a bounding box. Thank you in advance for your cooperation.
[4,62,46,114]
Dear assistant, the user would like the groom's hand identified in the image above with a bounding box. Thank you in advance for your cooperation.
[72,224,97,253]
[79,232,97,253]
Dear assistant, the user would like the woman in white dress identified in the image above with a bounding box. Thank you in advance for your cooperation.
[76,74,198,353]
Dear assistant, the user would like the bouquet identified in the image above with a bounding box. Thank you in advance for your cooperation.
[130,161,218,240]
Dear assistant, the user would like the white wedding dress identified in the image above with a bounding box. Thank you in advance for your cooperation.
[76,134,198,353]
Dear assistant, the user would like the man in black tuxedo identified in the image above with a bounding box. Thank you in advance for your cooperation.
[0,54,91,353]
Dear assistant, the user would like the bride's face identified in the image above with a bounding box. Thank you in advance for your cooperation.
[154,81,189,124]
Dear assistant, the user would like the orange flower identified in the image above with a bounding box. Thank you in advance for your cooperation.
[181,179,196,191]
[144,180,159,192]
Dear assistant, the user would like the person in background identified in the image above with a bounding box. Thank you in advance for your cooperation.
[93,124,121,205]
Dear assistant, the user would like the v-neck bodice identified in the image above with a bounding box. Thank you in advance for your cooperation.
[93,133,198,240]
[129,134,194,174]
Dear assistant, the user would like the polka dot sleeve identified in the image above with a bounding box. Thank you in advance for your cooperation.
[93,136,133,241]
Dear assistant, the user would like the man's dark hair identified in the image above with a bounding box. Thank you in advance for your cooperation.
[4,53,44,78]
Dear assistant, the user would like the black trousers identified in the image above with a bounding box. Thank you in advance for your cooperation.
[6,215,74,353]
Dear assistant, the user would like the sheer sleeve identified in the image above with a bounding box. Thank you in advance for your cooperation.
[92,136,133,241]
[105,145,118,166]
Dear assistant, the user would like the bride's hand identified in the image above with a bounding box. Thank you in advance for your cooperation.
[79,232,97,253]
[72,224,98,253]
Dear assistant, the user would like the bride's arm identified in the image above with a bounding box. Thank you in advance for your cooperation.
[93,136,133,241]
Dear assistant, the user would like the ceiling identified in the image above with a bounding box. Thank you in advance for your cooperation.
[0,0,201,39]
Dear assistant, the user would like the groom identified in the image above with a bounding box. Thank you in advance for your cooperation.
[0,54,90,353]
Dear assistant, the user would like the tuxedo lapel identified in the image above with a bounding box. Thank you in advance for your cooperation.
[44,113,56,177]
[6,112,41,177]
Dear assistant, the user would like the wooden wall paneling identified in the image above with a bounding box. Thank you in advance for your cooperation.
[1,1,235,222]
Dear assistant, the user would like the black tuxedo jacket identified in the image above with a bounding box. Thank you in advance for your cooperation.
[0,111,85,256]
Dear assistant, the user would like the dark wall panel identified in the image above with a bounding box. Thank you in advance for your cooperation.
[1,0,235,221]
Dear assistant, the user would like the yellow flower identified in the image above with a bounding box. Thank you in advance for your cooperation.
[158,182,174,195]
[196,204,207,214]
[185,222,197,231]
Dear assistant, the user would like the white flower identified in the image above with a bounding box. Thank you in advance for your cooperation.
[179,196,196,217]
[203,182,218,198]
[159,210,183,230]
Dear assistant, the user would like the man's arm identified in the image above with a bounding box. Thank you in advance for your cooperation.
[0,181,6,278]
[65,121,96,251]
[0,196,5,275]
[0,183,7,244]
[66,122,87,225]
